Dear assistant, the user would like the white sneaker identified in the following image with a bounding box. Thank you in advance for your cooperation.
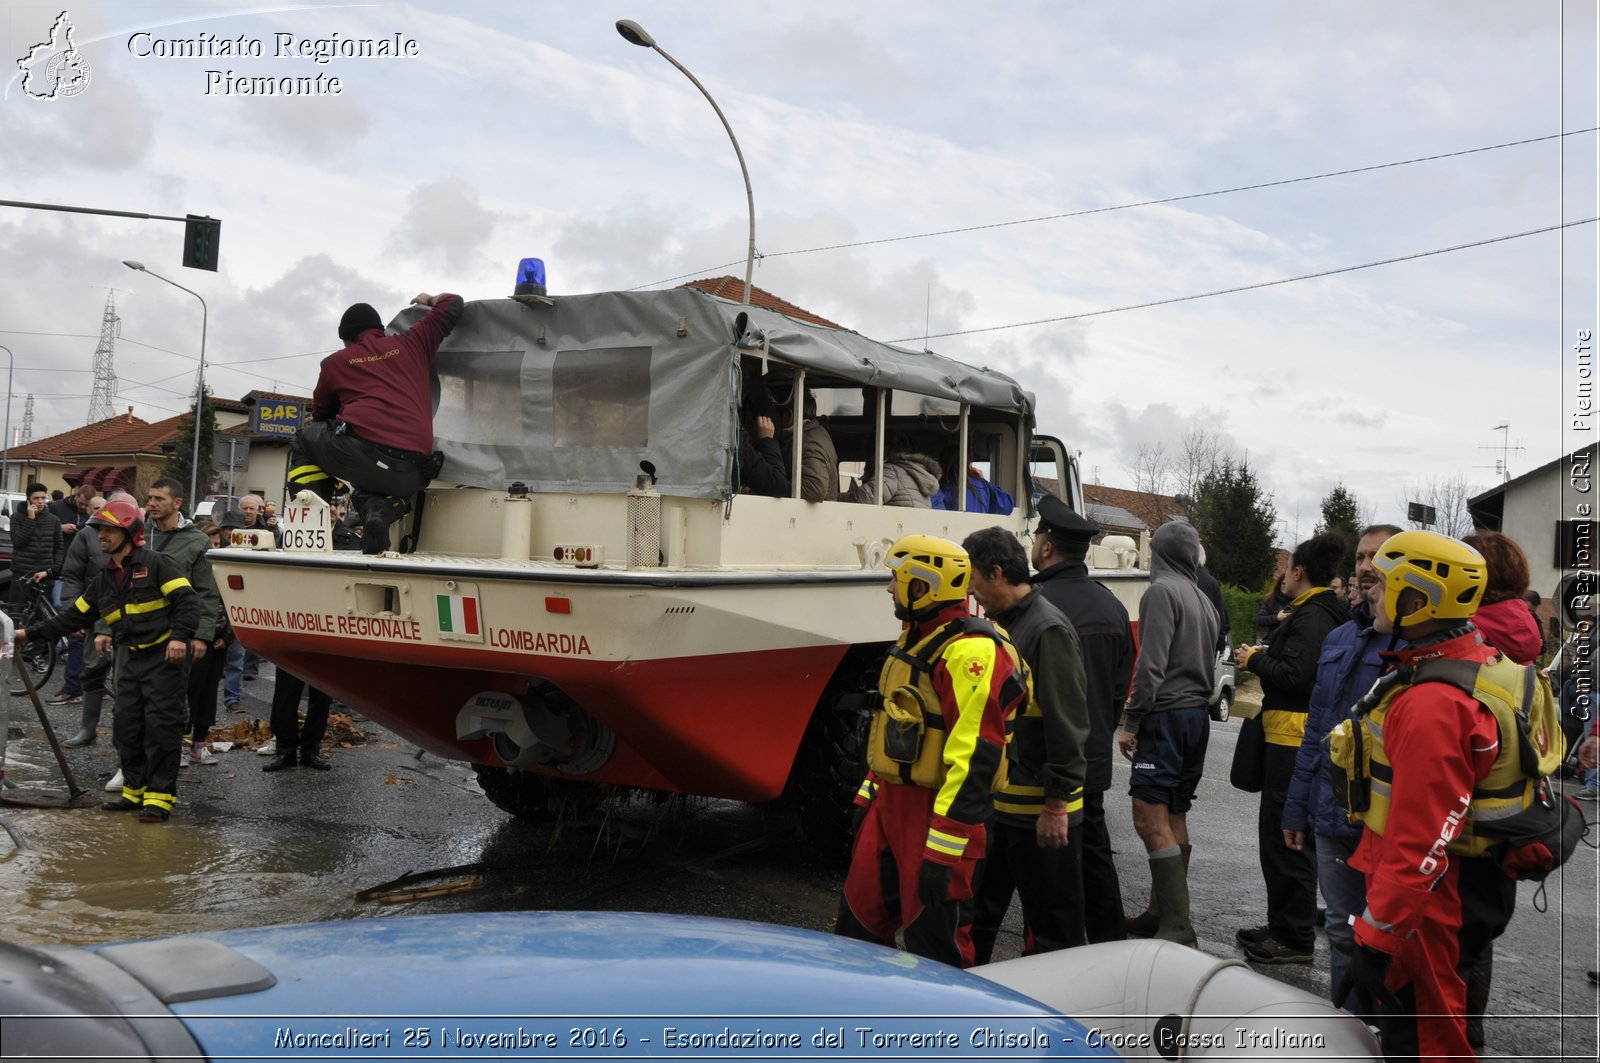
[256,737,277,756]
[104,768,124,793]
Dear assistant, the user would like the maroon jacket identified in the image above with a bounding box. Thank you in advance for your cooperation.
[312,294,464,454]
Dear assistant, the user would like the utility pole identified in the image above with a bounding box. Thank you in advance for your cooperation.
[88,292,119,423]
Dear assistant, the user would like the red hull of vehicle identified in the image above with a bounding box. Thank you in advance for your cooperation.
[241,628,848,802]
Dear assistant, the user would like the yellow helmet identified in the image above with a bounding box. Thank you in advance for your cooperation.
[1371,530,1486,625]
[885,534,971,619]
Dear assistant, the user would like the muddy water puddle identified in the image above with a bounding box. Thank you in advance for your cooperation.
[0,735,502,949]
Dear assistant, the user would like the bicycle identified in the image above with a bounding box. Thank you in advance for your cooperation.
[8,578,61,689]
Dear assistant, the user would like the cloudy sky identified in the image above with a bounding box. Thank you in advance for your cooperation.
[1,2,1595,541]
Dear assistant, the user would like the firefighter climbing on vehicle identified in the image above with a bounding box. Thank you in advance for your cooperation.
[16,498,201,823]
[1334,530,1562,1061]
[286,291,464,555]
[834,534,1028,969]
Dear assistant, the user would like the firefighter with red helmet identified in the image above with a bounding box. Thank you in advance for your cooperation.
[834,534,1028,968]
[17,498,200,823]
[1341,531,1530,1059]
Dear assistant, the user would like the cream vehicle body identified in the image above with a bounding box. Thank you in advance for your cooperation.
[210,286,1148,850]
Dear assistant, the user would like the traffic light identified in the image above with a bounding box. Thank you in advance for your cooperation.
[183,214,220,271]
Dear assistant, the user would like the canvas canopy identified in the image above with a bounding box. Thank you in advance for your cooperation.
[387,288,1034,499]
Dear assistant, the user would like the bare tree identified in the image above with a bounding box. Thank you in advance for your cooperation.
[1399,475,1477,538]
[1175,426,1228,502]
[1122,441,1172,495]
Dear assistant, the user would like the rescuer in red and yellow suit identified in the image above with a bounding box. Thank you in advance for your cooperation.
[834,534,1027,968]
[1345,531,1520,1061]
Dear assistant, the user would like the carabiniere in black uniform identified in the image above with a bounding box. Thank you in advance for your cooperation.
[29,535,200,821]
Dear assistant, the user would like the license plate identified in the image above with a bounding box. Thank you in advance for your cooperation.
[280,501,331,553]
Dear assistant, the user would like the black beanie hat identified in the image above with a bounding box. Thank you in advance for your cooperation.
[338,302,383,343]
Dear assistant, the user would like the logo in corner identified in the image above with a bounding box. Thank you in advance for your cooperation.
[17,11,92,100]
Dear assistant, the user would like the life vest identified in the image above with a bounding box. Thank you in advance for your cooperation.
[1327,655,1563,857]
[866,615,1027,791]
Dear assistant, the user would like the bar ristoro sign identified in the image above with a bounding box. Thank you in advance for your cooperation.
[253,400,306,437]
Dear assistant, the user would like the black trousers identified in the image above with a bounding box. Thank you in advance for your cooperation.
[111,647,189,813]
[186,639,228,744]
[1259,742,1318,950]
[269,668,332,760]
[289,420,432,501]
[971,816,1086,964]
[1078,790,1127,943]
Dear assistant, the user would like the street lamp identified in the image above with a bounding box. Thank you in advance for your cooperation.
[616,18,756,306]
[123,260,207,510]
[0,344,11,493]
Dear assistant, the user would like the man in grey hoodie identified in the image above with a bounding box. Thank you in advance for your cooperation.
[1117,521,1219,946]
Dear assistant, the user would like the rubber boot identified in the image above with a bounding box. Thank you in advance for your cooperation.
[1126,843,1190,937]
[63,687,104,747]
[1149,850,1197,947]
[1464,943,1492,1049]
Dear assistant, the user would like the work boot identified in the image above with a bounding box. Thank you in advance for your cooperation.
[1127,843,1190,937]
[300,745,331,771]
[63,690,104,747]
[101,797,140,813]
[1148,850,1197,947]
[262,751,297,773]
[360,499,392,555]
[1465,945,1493,1049]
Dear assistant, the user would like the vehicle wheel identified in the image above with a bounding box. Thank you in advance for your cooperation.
[472,764,556,823]
[784,647,882,864]
[1211,688,1233,723]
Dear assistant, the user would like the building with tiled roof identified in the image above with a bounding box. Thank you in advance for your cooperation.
[681,277,845,330]
[1081,483,1195,538]
[5,394,267,504]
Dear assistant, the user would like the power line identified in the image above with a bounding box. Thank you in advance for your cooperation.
[627,127,1599,291]
[890,217,1599,343]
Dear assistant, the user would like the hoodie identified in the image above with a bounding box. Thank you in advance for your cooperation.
[1471,598,1543,666]
[1124,522,1219,731]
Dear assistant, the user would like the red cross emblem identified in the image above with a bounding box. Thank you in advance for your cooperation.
[966,659,987,680]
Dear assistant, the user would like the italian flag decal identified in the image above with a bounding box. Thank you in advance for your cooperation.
[435,587,483,642]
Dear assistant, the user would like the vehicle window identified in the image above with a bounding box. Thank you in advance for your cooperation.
[553,346,651,449]
[812,388,863,418]
[889,391,961,417]
[436,350,525,445]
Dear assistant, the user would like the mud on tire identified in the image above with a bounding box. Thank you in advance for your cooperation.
[783,646,883,864]
[473,764,611,825]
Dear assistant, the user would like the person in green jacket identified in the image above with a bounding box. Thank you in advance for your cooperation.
[145,478,225,765]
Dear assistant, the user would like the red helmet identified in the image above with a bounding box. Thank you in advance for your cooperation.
[86,497,146,547]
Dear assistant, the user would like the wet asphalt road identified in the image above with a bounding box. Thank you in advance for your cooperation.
[0,667,1595,1060]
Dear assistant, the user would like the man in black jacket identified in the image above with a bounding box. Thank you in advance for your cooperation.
[1030,496,1135,943]
[964,527,1090,961]
[9,482,62,614]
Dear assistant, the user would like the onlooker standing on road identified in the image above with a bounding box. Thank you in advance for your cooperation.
[964,527,1090,962]
[1457,529,1542,1049]
[1117,521,1219,947]
[59,496,109,743]
[1281,524,1401,998]
[1233,532,1349,965]
[216,509,252,711]
[16,498,200,823]
[145,478,224,766]
[233,495,275,681]
[9,482,63,616]
[1030,496,1134,943]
